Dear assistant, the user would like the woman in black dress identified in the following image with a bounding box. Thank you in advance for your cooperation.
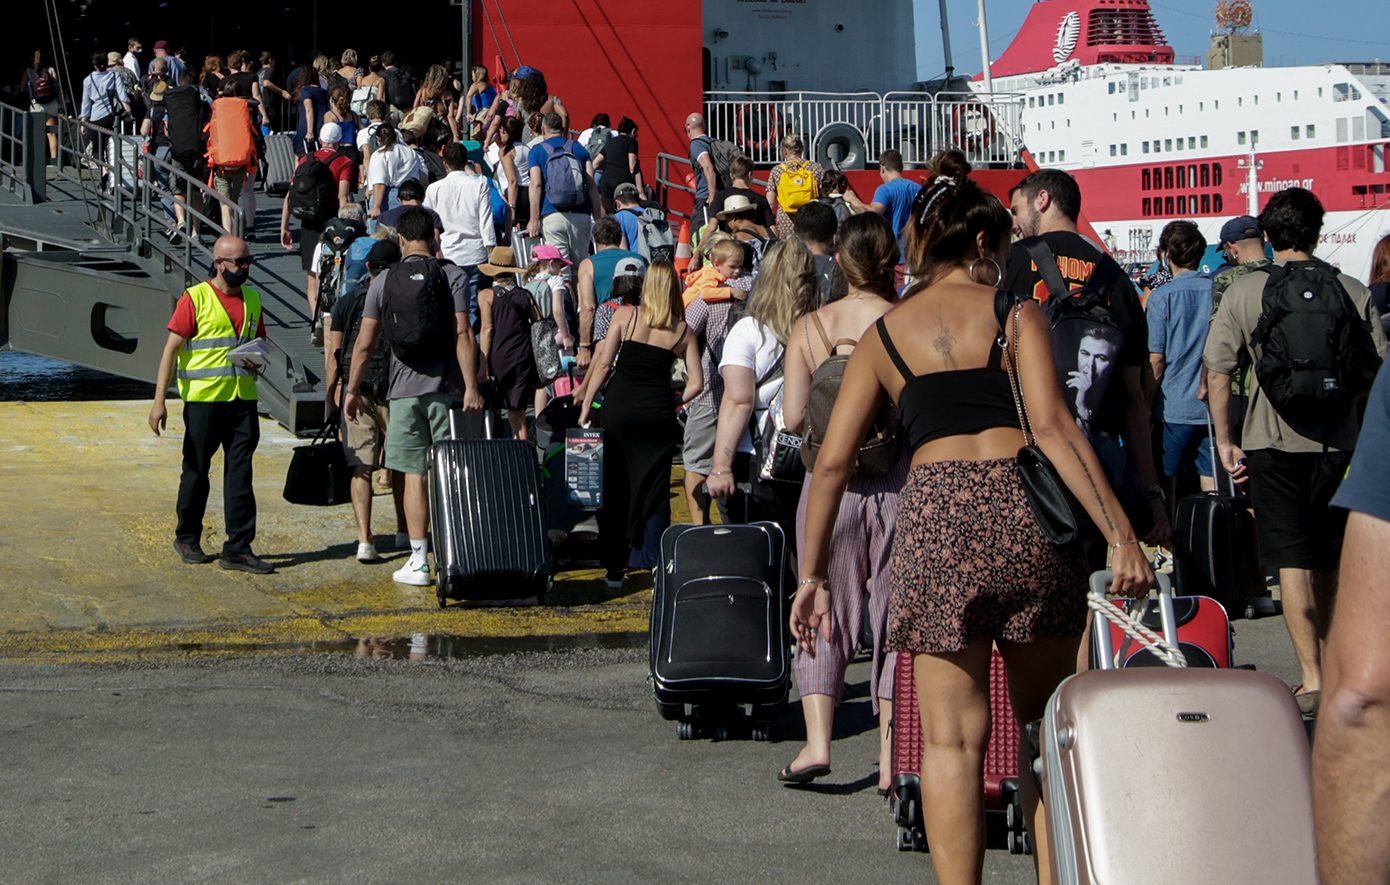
[580,262,704,588]
[596,116,642,214]
[477,247,540,440]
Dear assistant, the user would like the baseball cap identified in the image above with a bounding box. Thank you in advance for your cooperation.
[154,40,169,50]
[1218,215,1261,246]
[319,122,343,145]
[531,243,573,266]
[366,239,402,273]
[612,256,646,280]
[613,182,641,202]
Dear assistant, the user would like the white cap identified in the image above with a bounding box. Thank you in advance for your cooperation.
[612,256,647,280]
[319,122,343,145]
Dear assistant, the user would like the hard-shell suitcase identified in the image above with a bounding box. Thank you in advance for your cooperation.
[511,227,545,265]
[262,133,296,196]
[650,522,789,741]
[428,412,551,606]
[890,648,1029,854]
[1041,572,1316,885]
[1172,413,1268,619]
[1091,593,1233,669]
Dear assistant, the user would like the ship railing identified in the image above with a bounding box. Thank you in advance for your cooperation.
[0,105,46,204]
[48,116,244,283]
[654,152,770,226]
[703,90,1024,170]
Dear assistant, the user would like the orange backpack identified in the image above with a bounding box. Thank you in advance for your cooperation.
[205,97,257,170]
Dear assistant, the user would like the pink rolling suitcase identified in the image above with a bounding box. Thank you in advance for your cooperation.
[1040,571,1316,884]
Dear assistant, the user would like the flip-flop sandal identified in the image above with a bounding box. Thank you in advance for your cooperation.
[777,762,831,783]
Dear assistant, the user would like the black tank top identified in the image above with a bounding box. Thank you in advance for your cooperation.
[876,315,1020,452]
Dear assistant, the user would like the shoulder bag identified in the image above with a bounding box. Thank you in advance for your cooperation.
[282,415,352,506]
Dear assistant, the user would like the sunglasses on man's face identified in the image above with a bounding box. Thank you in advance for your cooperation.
[219,256,253,267]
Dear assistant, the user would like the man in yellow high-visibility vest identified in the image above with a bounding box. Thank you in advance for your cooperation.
[149,235,274,574]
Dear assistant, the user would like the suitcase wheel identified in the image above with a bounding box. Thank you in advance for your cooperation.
[750,723,770,742]
[896,828,913,852]
[676,720,694,741]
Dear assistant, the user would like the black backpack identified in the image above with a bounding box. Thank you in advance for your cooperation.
[316,217,366,310]
[337,285,391,401]
[1249,260,1382,438]
[29,68,58,104]
[382,257,455,365]
[695,135,739,192]
[1020,237,1126,437]
[383,69,413,109]
[163,85,208,163]
[289,150,344,225]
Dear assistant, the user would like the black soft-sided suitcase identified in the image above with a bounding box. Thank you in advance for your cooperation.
[650,523,790,740]
[428,414,551,606]
[262,133,296,196]
[1172,416,1265,619]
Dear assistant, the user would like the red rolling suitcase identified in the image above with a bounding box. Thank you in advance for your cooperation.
[1091,593,1233,669]
[889,648,1029,854]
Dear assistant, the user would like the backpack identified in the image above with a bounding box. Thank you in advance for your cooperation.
[382,257,455,365]
[30,68,57,104]
[316,217,366,308]
[326,70,351,94]
[382,69,413,109]
[1020,237,1127,437]
[816,194,851,226]
[695,135,740,192]
[724,291,753,338]
[164,85,208,163]
[1249,260,1382,438]
[800,314,900,475]
[142,71,170,97]
[337,286,391,401]
[775,160,819,215]
[413,146,448,185]
[205,97,257,169]
[583,126,612,158]
[542,139,585,210]
[625,206,675,263]
[289,150,344,224]
[350,85,373,117]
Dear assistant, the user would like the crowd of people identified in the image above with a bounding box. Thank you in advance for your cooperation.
[111,40,1390,882]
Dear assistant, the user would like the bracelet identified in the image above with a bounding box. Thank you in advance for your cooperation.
[798,578,828,590]
[345,389,360,396]
[1111,539,1140,549]
[579,343,592,350]
[710,469,731,476]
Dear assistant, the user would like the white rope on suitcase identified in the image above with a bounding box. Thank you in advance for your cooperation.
[1088,596,1188,669]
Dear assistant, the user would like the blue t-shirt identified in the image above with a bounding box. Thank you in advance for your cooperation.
[1146,270,1213,425]
[689,137,711,202]
[527,136,593,216]
[1333,365,1390,519]
[872,177,923,250]
[470,85,497,115]
[588,248,646,304]
[616,208,641,251]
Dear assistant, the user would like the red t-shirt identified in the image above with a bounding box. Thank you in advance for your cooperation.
[299,147,355,187]
[167,283,268,340]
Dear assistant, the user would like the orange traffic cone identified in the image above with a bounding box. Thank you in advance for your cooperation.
[674,218,692,279]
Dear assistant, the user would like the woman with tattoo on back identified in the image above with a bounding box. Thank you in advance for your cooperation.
[791,151,1152,885]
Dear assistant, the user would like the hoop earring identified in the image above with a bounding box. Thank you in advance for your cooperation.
[969,257,1003,287]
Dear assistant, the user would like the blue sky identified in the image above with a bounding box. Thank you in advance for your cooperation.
[914,0,1390,81]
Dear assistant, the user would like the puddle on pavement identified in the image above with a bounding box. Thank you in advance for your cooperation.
[0,351,156,402]
[153,631,649,660]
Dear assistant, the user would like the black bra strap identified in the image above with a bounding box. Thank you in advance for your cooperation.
[876,317,914,381]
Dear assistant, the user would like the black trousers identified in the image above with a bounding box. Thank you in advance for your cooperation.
[176,400,260,556]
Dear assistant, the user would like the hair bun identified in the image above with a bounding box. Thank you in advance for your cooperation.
[930,149,973,181]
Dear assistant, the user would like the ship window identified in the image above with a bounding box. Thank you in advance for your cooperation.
[1153,166,1162,185]
[1319,87,1323,98]
[1200,164,1210,187]
[1213,193,1223,213]
[1165,106,1169,116]
[1255,95,1259,105]
[1189,137,1196,149]
[1178,195,1187,214]
[1251,130,1259,145]
[1164,167,1174,188]
[1292,126,1300,140]
[1238,97,1243,107]
[1143,169,1151,189]
[1164,77,1172,86]
[1029,97,1035,108]
[1119,81,1126,91]
[1114,114,1118,122]
[1109,83,1116,95]
[1146,109,1150,118]
[1180,104,1184,113]
[1238,131,1246,145]
[1143,197,1152,216]
[1143,141,1150,154]
[1165,138,1173,150]
[1110,145,1117,157]
[1165,196,1175,214]
[1213,164,1223,186]
[1121,144,1128,156]
[1201,194,1211,214]
[1214,100,1220,110]
[1294,90,1299,99]
[1049,151,1056,162]
[1058,93,1064,105]
[1277,93,1281,102]
[1189,165,1198,186]
[1176,166,1186,188]
[1060,150,1066,162]
[1201,135,1209,148]
[1200,102,1204,111]
[1176,138,1183,151]
[1141,79,1148,90]
[1152,78,1159,88]
[1048,94,1055,106]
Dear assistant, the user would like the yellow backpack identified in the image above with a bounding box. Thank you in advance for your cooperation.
[776,160,819,215]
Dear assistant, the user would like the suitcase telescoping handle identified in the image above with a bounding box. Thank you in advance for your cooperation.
[1205,407,1239,498]
[1089,570,1186,669]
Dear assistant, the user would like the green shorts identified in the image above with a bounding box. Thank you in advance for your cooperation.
[384,392,454,475]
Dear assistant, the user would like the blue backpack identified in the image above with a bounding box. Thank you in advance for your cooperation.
[340,237,374,299]
[542,139,585,210]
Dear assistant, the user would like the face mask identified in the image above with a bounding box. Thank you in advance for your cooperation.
[222,267,249,288]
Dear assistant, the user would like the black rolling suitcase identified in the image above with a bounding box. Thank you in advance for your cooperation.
[428,412,551,607]
[650,522,790,741]
[1172,413,1269,619]
[262,133,296,196]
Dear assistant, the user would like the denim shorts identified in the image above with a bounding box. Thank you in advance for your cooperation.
[1162,421,1214,479]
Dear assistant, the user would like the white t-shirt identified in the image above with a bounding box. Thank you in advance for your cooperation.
[357,120,381,152]
[719,316,785,454]
[366,142,424,189]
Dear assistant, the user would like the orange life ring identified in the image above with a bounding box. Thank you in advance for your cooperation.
[950,102,996,154]
[734,103,781,155]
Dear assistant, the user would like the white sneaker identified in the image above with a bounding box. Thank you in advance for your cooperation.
[393,559,432,587]
[356,542,382,563]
